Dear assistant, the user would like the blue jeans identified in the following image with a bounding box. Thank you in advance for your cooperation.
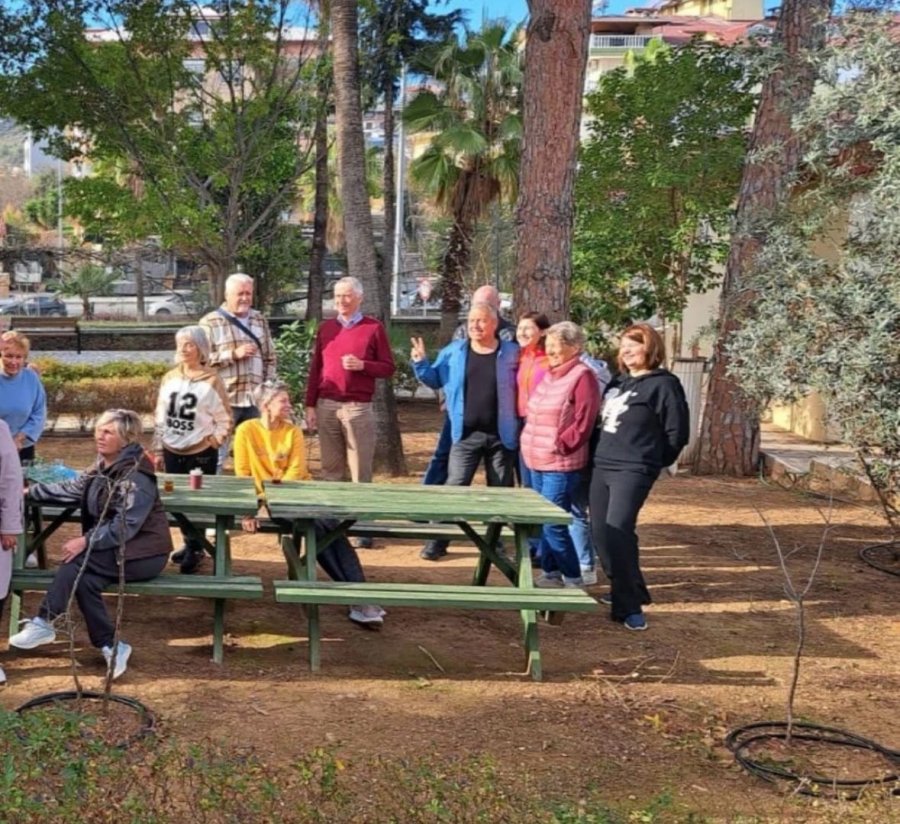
[569,471,600,574]
[530,469,583,581]
[422,416,453,485]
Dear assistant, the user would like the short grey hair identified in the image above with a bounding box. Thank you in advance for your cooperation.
[174,325,210,365]
[335,276,363,297]
[468,301,498,319]
[253,379,291,411]
[546,321,585,352]
[95,408,143,444]
[225,272,254,294]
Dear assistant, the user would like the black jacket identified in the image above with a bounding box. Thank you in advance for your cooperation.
[593,369,690,476]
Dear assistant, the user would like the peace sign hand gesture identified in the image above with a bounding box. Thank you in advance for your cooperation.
[410,337,427,363]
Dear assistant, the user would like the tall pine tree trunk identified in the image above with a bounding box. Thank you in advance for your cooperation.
[694,0,832,476]
[514,0,591,321]
[306,10,330,323]
[331,0,406,476]
[439,217,471,344]
[306,109,329,323]
[382,73,396,301]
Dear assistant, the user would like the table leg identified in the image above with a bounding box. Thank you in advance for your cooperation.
[463,524,501,587]
[212,599,226,664]
[304,520,321,672]
[516,525,542,681]
[207,517,232,663]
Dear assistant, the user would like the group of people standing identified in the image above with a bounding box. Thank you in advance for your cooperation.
[1,269,689,685]
[411,285,690,632]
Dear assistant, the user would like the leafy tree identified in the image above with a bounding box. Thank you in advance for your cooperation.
[0,0,321,304]
[403,21,522,341]
[514,0,590,322]
[23,171,60,230]
[727,9,900,528]
[572,39,755,350]
[694,0,833,476]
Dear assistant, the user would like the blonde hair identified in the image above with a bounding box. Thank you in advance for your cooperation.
[95,409,143,444]
[1,330,31,356]
[253,380,291,411]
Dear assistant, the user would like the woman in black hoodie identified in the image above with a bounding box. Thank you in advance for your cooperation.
[590,324,689,631]
[10,409,172,679]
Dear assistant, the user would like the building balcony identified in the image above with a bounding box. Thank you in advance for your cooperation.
[590,34,660,52]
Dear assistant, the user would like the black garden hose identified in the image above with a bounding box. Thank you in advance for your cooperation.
[859,541,900,577]
[16,690,155,749]
[725,721,900,799]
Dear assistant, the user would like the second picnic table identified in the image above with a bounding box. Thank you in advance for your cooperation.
[265,480,599,681]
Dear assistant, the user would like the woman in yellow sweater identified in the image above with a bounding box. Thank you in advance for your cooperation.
[233,381,385,628]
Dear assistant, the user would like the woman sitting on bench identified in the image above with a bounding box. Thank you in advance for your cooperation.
[10,408,173,679]
[233,381,385,629]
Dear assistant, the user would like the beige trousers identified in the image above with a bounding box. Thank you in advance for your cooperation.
[316,399,375,483]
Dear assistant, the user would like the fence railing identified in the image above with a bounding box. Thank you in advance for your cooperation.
[590,35,658,50]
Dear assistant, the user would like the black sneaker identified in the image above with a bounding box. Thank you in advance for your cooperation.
[419,543,448,561]
[170,545,188,564]
[179,548,204,575]
[352,537,375,549]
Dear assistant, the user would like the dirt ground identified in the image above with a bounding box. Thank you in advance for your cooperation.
[2,399,898,822]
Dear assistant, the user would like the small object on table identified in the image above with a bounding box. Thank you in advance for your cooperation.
[189,468,203,490]
[163,478,175,494]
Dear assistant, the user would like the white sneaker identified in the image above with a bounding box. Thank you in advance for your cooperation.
[24,553,39,569]
[580,568,598,586]
[535,572,564,588]
[563,576,585,589]
[9,617,56,649]
[348,605,385,627]
[102,641,132,680]
[0,664,6,684]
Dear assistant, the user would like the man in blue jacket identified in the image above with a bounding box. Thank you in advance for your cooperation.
[411,302,520,560]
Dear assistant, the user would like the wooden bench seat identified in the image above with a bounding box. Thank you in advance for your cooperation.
[273,580,599,612]
[274,580,598,678]
[11,316,81,353]
[11,570,264,600]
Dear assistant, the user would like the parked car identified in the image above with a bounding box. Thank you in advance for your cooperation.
[0,295,68,316]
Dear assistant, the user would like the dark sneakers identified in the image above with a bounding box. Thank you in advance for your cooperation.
[179,547,204,575]
[352,537,376,549]
[420,542,448,561]
[170,545,188,564]
[623,613,648,631]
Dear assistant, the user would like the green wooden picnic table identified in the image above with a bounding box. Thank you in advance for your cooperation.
[12,473,261,663]
[265,480,598,680]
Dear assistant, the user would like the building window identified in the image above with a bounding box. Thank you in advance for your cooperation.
[183,58,205,77]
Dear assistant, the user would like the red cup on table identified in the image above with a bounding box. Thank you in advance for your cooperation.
[189,469,203,490]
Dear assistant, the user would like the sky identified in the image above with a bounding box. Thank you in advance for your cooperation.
[436,1,637,28]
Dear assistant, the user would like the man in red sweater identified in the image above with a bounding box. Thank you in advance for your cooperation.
[305,277,395,491]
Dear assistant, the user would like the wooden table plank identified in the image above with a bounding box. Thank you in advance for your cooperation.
[264,481,570,526]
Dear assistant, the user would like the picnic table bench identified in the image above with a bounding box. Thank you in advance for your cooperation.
[10,474,261,663]
[265,480,599,681]
[10,316,82,353]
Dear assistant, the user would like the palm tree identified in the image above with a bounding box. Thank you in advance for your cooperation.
[403,21,522,341]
